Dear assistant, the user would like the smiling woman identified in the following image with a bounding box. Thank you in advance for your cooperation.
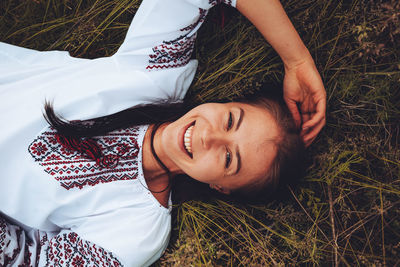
[44,88,305,207]
[0,0,321,265]
[140,93,306,200]
[157,102,280,193]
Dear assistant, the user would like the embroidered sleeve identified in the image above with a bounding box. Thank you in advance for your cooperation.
[44,231,123,267]
[0,215,39,266]
[115,0,236,70]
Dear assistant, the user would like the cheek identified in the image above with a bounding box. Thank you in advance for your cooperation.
[193,104,224,120]
[186,157,221,181]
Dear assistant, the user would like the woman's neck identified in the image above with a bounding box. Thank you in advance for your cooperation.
[141,124,179,205]
[142,124,165,180]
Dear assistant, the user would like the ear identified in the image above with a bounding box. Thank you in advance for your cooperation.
[209,184,231,195]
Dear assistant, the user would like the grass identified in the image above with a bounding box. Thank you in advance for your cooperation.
[1,0,399,265]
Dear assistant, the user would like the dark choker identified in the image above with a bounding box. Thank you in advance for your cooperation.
[147,123,171,194]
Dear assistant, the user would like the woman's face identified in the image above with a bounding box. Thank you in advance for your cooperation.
[159,102,280,194]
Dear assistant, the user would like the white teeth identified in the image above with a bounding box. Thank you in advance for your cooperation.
[184,125,193,154]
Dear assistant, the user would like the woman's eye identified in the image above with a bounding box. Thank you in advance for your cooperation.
[225,149,232,169]
[227,112,233,130]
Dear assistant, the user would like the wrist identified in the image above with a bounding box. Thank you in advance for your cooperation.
[282,45,313,71]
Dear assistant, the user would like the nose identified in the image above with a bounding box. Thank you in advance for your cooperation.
[201,126,228,150]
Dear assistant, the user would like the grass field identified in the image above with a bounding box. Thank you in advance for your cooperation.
[1,0,399,266]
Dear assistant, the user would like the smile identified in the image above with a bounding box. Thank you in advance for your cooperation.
[182,121,195,158]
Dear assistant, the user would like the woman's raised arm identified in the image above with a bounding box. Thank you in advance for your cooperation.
[236,0,326,147]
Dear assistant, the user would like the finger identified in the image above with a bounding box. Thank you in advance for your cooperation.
[303,130,317,147]
[285,99,302,128]
[305,131,320,147]
[305,98,314,123]
[302,117,325,146]
[303,117,325,140]
[300,99,313,125]
[302,99,326,130]
[301,113,311,125]
[304,136,316,148]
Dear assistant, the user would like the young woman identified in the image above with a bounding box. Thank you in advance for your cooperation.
[0,0,326,266]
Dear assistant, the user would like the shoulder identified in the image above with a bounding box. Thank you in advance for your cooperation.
[74,204,172,266]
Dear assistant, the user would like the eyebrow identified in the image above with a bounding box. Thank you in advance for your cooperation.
[235,108,244,131]
[233,108,244,175]
[234,147,241,175]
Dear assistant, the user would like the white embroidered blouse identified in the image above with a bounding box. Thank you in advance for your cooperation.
[0,0,236,266]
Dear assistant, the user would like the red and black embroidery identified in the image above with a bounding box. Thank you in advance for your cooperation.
[209,0,233,6]
[45,232,122,267]
[28,127,141,190]
[146,8,208,70]
[180,8,208,32]
[0,216,33,267]
[36,232,48,267]
[145,0,234,70]
[0,218,11,266]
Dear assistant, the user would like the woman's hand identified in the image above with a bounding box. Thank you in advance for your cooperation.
[237,0,326,146]
[283,56,326,147]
